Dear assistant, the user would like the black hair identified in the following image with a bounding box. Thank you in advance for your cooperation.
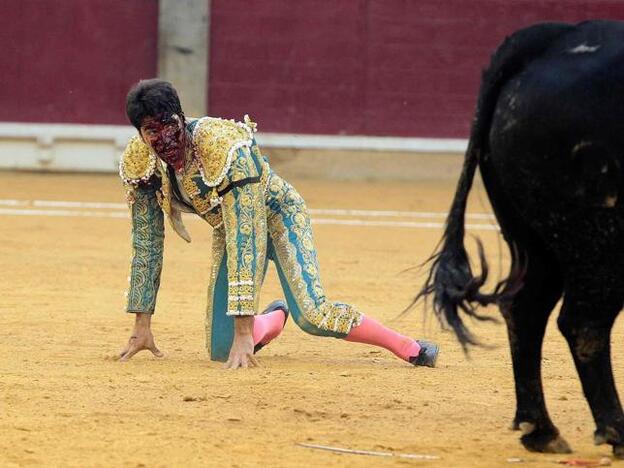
[125,79,183,130]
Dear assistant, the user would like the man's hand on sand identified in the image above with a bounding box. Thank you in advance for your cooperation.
[224,316,259,369]
[119,312,164,361]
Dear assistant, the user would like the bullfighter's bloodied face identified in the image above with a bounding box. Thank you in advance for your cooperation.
[140,113,187,171]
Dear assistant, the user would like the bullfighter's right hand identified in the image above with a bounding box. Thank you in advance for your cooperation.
[119,312,164,361]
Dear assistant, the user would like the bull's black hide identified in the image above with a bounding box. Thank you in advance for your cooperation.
[419,20,624,457]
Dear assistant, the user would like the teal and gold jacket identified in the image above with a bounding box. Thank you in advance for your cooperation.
[119,115,269,316]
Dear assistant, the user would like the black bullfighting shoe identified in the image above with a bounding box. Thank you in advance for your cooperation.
[409,340,439,368]
[253,300,290,354]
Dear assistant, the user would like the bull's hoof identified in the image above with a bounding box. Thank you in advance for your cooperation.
[595,432,608,446]
[519,422,572,454]
[510,419,520,431]
[595,426,624,457]
[543,436,573,454]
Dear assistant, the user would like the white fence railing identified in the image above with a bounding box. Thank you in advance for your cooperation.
[0,122,468,172]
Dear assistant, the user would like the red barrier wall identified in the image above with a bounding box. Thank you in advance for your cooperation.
[0,0,158,125]
[3,1,624,137]
[209,0,624,138]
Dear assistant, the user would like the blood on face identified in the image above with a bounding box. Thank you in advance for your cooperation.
[140,113,187,171]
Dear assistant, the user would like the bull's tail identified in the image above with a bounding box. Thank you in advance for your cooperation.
[416,138,505,348]
[416,22,574,350]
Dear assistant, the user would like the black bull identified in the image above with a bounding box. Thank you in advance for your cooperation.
[420,20,624,457]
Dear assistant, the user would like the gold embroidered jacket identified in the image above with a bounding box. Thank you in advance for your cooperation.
[120,116,269,316]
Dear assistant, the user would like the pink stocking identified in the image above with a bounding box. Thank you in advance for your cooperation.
[345,316,421,361]
[253,309,287,346]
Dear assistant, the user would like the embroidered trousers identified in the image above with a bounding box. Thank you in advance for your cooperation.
[205,174,362,361]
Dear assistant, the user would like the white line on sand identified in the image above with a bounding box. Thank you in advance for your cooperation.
[0,208,129,218]
[0,206,499,231]
[0,198,496,221]
[0,199,128,209]
[309,208,495,220]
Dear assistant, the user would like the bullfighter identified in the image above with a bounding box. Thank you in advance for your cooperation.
[118,79,439,369]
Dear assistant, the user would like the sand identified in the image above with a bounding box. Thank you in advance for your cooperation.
[1,171,621,467]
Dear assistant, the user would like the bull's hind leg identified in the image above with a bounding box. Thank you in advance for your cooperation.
[558,278,624,458]
[502,247,570,453]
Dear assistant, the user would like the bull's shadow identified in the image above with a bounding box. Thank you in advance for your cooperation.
[419,20,624,457]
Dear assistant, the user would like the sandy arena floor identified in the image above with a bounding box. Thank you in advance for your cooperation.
[1,171,622,467]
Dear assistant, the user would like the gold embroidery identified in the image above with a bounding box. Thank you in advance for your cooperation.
[209,187,223,209]
[203,210,223,228]
[194,197,213,215]
[158,164,171,211]
[192,116,256,188]
[125,190,136,206]
[220,147,267,316]
[243,114,257,132]
[249,137,271,195]
[266,174,362,335]
[186,174,213,215]
[119,136,156,185]
[157,163,191,242]
[178,159,223,215]
[126,186,164,313]
[181,162,201,198]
